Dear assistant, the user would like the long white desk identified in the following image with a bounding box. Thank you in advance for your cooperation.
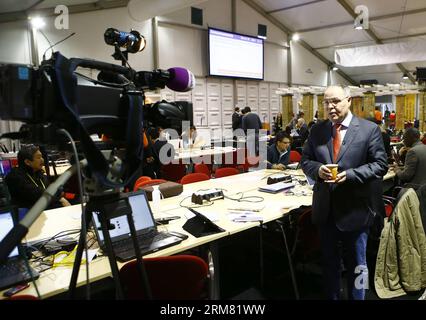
[0,167,395,299]
[173,146,236,161]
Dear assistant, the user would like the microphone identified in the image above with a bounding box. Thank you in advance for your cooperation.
[166,67,195,92]
[134,67,195,92]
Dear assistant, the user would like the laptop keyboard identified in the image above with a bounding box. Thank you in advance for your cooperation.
[0,259,39,290]
[112,232,171,253]
[0,260,30,277]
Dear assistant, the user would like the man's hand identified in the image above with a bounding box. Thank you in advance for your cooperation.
[334,171,347,184]
[318,165,332,180]
[319,165,347,184]
[272,164,285,170]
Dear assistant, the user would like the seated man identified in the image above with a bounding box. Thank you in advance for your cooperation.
[266,131,291,170]
[395,128,426,187]
[5,144,71,210]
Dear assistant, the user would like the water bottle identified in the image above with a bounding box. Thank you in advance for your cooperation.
[151,185,162,214]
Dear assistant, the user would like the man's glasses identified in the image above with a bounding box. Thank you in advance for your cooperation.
[322,97,348,107]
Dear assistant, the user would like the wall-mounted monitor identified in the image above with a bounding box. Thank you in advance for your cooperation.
[208,27,264,80]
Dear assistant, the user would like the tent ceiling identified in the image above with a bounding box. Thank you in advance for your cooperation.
[253,0,426,85]
[1,0,426,85]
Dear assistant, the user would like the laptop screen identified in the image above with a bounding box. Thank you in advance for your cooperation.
[0,160,12,176]
[0,210,19,258]
[92,191,155,243]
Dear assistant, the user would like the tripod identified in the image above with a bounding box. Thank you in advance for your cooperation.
[68,191,152,299]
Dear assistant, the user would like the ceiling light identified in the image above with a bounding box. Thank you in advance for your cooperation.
[332,66,339,71]
[29,17,45,29]
[402,73,409,80]
[292,33,300,41]
[354,18,364,30]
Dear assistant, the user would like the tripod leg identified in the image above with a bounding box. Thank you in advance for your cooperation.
[126,211,152,299]
[278,221,300,300]
[98,212,125,299]
[69,207,91,299]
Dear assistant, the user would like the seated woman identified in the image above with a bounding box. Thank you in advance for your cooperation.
[5,144,70,210]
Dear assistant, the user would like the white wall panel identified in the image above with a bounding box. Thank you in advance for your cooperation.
[207,78,221,126]
[158,24,207,76]
[192,77,207,127]
[247,81,259,113]
[36,8,153,71]
[291,42,328,86]
[160,87,175,101]
[0,20,31,64]
[236,80,247,109]
[264,42,287,83]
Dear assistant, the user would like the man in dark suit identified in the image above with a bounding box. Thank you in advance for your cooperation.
[242,106,263,156]
[232,107,242,131]
[301,86,388,300]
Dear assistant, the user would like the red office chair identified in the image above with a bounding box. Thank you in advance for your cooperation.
[119,255,209,299]
[194,163,211,177]
[160,162,187,182]
[293,208,320,262]
[180,173,210,185]
[214,167,240,178]
[240,156,260,172]
[290,150,302,163]
[133,176,152,191]
[383,196,396,218]
[134,179,167,191]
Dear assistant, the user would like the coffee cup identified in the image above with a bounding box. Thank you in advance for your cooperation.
[325,164,338,180]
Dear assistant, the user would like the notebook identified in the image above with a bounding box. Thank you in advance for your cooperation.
[0,207,39,290]
[258,181,295,193]
[92,190,186,262]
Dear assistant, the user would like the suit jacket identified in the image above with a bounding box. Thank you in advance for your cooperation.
[396,141,426,186]
[232,112,241,131]
[301,117,388,231]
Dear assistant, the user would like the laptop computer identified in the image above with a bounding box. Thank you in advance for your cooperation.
[0,207,39,290]
[92,190,186,262]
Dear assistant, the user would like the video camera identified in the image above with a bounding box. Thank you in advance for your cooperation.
[0,28,195,187]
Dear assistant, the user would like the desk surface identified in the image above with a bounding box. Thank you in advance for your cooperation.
[174,146,236,161]
[1,168,395,299]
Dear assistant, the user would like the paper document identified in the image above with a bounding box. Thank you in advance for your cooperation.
[228,211,263,222]
[258,182,295,193]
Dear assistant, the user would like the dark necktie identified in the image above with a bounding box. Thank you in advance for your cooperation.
[333,123,342,163]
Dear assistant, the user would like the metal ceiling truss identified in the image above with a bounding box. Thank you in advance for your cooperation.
[0,0,129,23]
[266,0,327,14]
[337,0,415,84]
[242,0,357,85]
[296,6,426,33]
